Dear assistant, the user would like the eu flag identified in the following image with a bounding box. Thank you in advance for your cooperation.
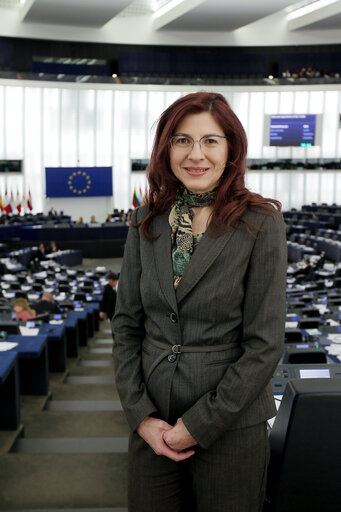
[45,167,113,198]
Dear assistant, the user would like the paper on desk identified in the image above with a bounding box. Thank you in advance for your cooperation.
[268,395,283,429]
[313,304,328,314]
[0,342,18,351]
[326,319,340,327]
[325,334,341,344]
[325,345,341,356]
[19,326,39,336]
[285,322,298,328]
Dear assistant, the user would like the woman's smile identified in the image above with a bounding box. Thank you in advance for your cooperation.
[184,166,209,175]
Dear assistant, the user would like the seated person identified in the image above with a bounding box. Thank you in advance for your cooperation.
[12,298,36,321]
[99,272,119,321]
[36,242,46,260]
[75,216,85,225]
[46,241,57,254]
[34,292,61,315]
[90,215,97,224]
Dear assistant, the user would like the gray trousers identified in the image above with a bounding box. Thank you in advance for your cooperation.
[128,421,269,512]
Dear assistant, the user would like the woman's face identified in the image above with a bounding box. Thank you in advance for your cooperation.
[14,305,23,313]
[169,111,228,194]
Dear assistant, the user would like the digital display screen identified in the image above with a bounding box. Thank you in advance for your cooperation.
[296,344,309,349]
[263,114,322,147]
[299,369,330,379]
[0,160,22,173]
[26,321,35,328]
[54,314,62,320]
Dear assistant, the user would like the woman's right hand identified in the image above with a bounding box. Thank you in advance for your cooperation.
[137,416,195,462]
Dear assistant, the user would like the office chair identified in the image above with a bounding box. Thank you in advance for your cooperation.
[265,379,341,512]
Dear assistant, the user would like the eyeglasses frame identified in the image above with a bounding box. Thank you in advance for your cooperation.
[169,133,228,152]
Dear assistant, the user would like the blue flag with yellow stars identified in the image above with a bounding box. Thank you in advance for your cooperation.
[45,167,113,197]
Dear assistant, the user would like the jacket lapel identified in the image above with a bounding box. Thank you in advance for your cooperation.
[152,213,178,312]
[175,227,236,304]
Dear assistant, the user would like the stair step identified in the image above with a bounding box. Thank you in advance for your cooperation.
[46,400,122,412]
[11,437,128,454]
[66,376,115,384]
[89,348,113,354]
[1,509,127,512]
[78,360,113,367]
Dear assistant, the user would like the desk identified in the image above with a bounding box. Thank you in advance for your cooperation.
[67,310,88,346]
[64,316,79,358]
[0,352,20,429]
[46,250,83,267]
[0,224,129,258]
[85,302,100,332]
[39,323,67,372]
[7,335,49,395]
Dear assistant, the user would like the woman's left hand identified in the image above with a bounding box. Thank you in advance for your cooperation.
[163,418,198,452]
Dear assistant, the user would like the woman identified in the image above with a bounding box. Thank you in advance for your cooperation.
[112,92,287,512]
[12,298,36,322]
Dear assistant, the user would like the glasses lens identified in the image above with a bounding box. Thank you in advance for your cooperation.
[201,136,224,149]
[171,136,193,150]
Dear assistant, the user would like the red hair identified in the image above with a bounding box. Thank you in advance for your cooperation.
[141,91,281,239]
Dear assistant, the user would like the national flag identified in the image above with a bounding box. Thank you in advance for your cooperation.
[0,191,4,212]
[4,189,12,214]
[132,187,140,208]
[10,189,15,212]
[22,192,26,213]
[16,188,22,213]
[27,188,33,211]
[138,186,144,205]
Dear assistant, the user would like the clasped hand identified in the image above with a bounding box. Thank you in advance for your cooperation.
[137,416,197,462]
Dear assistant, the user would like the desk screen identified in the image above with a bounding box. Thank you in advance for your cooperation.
[300,369,330,379]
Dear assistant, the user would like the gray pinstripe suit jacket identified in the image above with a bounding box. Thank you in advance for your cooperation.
[112,205,287,449]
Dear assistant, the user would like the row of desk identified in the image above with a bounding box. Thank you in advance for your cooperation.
[0,301,101,430]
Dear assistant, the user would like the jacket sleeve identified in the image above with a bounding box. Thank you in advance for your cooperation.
[112,208,158,432]
[181,211,287,448]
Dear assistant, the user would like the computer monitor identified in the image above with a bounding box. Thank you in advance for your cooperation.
[0,321,21,334]
[34,312,50,324]
[267,378,341,511]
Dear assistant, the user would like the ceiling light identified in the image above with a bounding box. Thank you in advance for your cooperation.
[153,0,184,18]
[287,0,339,20]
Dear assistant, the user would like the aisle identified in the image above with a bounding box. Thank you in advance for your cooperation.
[0,322,129,512]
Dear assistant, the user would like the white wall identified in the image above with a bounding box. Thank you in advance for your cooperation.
[0,80,340,221]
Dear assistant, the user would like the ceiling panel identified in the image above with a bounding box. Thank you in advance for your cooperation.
[159,0,297,31]
[22,0,132,27]
[300,11,341,28]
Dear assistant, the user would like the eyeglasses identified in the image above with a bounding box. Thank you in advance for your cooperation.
[169,134,228,153]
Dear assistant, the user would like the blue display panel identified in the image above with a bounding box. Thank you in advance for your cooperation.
[270,115,317,147]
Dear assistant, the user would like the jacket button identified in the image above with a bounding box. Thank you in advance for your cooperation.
[169,313,178,323]
[168,354,177,363]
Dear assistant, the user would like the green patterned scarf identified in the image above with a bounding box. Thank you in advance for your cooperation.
[169,186,216,289]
